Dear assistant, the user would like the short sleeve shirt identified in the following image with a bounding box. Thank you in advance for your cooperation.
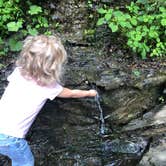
[0,67,63,138]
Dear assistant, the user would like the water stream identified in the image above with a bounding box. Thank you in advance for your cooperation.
[95,92,106,135]
[94,92,146,156]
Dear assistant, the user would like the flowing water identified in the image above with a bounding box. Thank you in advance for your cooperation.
[95,92,106,135]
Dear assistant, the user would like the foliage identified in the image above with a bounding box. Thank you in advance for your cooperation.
[0,0,51,55]
[97,0,166,59]
[132,69,141,77]
[158,96,165,103]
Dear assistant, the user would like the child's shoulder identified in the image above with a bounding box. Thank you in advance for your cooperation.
[7,67,20,81]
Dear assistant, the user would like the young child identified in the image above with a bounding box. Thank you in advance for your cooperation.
[0,35,97,166]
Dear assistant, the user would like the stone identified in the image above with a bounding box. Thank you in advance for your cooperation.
[139,137,166,166]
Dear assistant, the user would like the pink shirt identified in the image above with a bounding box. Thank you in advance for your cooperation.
[0,67,63,138]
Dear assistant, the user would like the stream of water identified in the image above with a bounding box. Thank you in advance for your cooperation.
[94,92,145,156]
[95,92,106,135]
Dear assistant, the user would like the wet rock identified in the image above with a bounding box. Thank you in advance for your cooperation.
[67,114,95,125]
[102,137,148,155]
[62,43,165,127]
[122,105,166,132]
[51,0,89,43]
[26,97,152,166]
[134,75,166,89]
[102,87,160,125]
[139,135,166,166]
[103,139,147,154]
[96,70,125,90]
[0,156,10,166]
[84,157,102,166]
[121,105,166,166]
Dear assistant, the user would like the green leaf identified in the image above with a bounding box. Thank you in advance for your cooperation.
[0,63,5,69]
[97,17,105,26]
[125,22,132,28]
[9,38,23,51]
[149,30,158,38]
[97,8,107,14]
[159,7,166,13]
[131,17,137,26]
[133,41,139,47]
[119,21,127,27]
[113,11,123,17]
[127,40,133,46]
[161,19,166,26]
[124,14,131,19]
[0,37,4,45]
[105,13,112,21]
[28,28,38,36]
[143,43,150,52]
[108,23,118,32]
[28,5,42,15]
[137,16,144,22]
[120,21,132,28]
[141,49,146,59]
[135,34,142,41]
[44,30,52,35]
[143,15,149,22]
[0,0,3,7]
[38,17,48,27]
[108,9,113,14]
[132,70,141,77]
[136,26,141,31]
[7,21,22,32]
[116,16,126,22]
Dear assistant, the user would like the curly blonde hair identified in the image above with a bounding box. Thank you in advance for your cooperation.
[16,35,67,86]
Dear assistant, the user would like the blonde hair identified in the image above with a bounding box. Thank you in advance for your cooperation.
[16,35,67,86]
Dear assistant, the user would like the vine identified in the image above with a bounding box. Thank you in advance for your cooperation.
[0,0,51,55]
[97,0,166,59]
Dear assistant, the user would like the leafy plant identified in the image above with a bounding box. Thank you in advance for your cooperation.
[158,96,165,103]
[8,38,23,51]
[97,0,166,59]
[0,0,51,56]
[26,4,49,36]
[7,21,23,32]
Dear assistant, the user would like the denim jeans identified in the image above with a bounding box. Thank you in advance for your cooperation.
[0,133,34,166]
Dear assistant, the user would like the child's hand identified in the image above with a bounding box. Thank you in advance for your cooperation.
[89,89,97,97]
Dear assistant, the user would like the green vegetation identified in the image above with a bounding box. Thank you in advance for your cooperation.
[97,0,166,59]
[0,0,50,55]
[158,96,165,103]
[132,69,141,77]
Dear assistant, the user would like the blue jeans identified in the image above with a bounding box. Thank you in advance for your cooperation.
[0,133,34,166]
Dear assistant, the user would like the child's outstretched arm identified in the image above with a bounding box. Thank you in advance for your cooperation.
[57,87,97,98]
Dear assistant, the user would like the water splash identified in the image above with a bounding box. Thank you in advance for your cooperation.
[102,138,145,155]
[95,92,106,135]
